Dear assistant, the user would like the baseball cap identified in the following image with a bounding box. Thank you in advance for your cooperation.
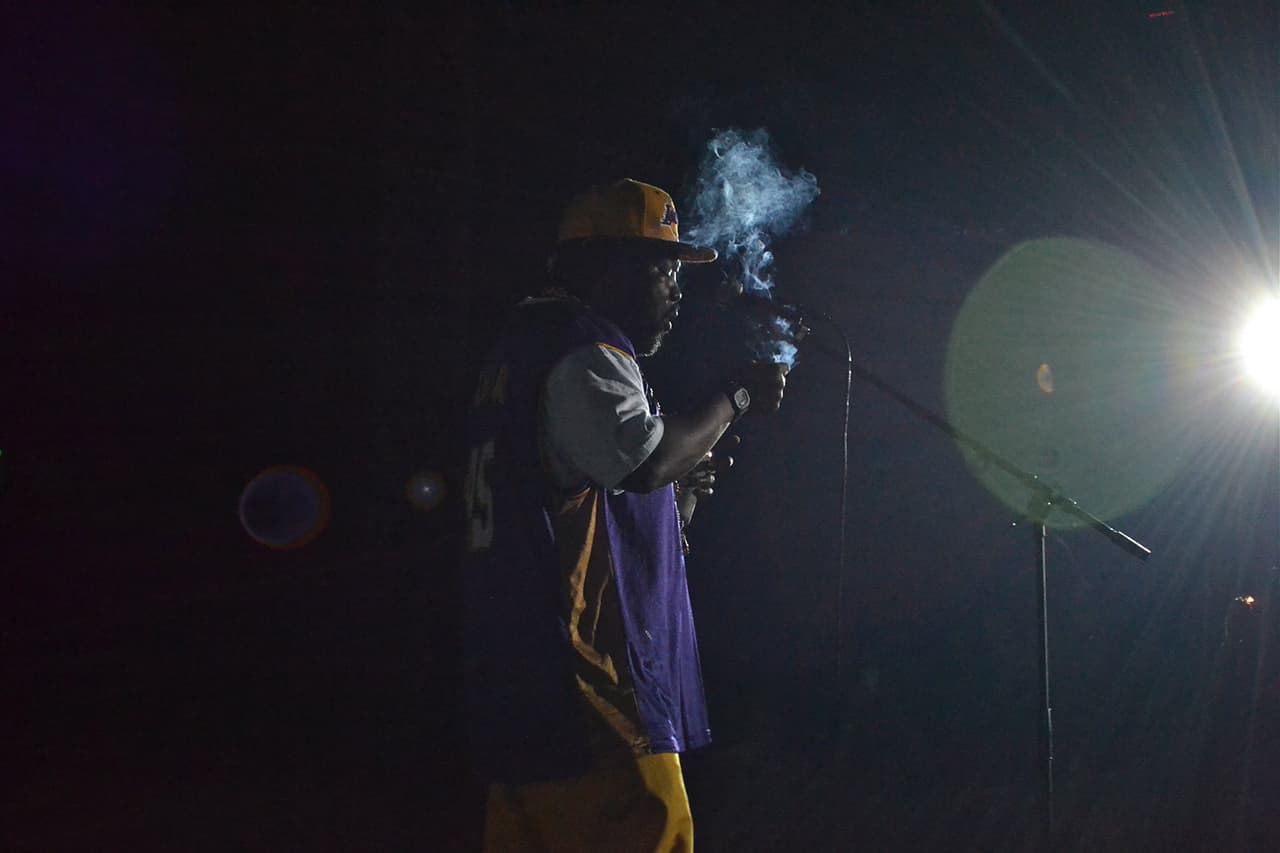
[557,179,718,263]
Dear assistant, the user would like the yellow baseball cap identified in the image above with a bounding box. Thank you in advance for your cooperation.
[557,179,718,263]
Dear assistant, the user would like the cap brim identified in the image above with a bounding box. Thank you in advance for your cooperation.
[674,243,718,264]
[556,236,718,264]
[631,237,718,263]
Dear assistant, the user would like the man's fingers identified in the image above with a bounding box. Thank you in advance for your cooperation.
[685,468,715,487]
[717,434,742,451]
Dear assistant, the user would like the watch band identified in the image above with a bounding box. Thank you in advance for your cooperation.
[724,383,751,420]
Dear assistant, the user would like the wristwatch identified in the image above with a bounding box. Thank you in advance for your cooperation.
[724,382,751,420]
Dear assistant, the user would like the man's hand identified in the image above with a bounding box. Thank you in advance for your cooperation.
[619,365,783,494]
[676,435,740,527]
[735,361,789,415]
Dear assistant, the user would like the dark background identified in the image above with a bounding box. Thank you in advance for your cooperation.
[4,1,1278,850]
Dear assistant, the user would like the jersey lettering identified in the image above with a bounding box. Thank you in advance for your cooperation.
[463,440,496,551]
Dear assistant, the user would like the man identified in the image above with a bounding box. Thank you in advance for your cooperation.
[461,179,787,851]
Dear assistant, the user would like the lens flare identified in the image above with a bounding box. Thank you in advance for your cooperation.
[406,470,448,512]
[1037,363,1055,394]
[944,238,1186,528]
[1238,298,1280,395]
[238,466,331,550]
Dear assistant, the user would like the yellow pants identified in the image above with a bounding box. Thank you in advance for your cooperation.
[483,752,693,853]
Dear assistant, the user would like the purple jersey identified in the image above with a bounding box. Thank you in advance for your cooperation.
[461,296,710,784]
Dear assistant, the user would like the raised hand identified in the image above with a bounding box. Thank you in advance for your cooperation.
[735,361,788,415]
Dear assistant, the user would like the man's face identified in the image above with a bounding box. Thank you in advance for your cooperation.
[621,256,682,357]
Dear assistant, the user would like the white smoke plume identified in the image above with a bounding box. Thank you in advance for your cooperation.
[684,128,820,365]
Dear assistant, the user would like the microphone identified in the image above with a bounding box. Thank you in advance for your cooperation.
[727,289,808,325]
[715,276,806,323]
[708,275,849,366]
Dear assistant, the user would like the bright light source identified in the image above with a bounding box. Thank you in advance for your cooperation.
[1239,297,1280,394]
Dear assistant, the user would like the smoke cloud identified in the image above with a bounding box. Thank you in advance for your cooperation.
[685,128,820,365]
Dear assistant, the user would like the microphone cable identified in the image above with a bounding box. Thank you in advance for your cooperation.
[797,308,854,729]
[713,276,855,733]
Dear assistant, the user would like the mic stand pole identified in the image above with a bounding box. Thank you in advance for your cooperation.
[797,320,1151,851]
[1028,493,1055,851]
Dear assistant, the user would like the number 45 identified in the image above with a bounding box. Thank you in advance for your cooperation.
[463,440,495,551]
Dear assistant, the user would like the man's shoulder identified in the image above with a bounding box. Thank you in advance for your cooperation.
[509,296,633,356]
[513,294,597,322]
[504,295,580,339]
[514,294,578,317]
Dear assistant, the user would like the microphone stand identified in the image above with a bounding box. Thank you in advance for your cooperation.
[789,311,1152,851]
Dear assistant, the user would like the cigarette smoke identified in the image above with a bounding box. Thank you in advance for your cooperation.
[684,128,820,365]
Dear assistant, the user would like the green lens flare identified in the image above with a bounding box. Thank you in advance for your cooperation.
[944,238,1188,529]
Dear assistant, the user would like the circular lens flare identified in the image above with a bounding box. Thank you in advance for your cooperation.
[944,238,1185,529]
[239,466,331,550]
[406,470,448,512]
[1239,298,1280,395]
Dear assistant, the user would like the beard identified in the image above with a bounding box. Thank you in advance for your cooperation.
[634,328,667,358]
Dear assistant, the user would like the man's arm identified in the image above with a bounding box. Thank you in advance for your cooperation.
[543,349,786,495]
[619,363,787,493]
[618,398,734,493]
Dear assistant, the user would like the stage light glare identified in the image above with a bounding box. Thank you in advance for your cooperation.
[1239,298,1280,394]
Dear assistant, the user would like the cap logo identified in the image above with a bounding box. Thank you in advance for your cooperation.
[659,202,679,228]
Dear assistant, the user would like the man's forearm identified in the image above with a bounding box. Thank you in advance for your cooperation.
[619,394,734,493]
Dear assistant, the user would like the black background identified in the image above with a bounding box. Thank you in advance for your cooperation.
[4,2,1278,850]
